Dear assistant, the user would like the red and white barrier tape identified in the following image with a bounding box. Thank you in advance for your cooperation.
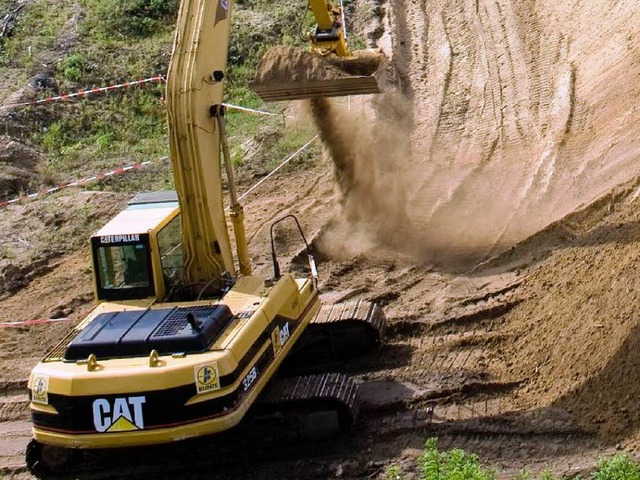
[1,74,284,119]
[0,317,74,328]
[223,103,284,118]
[2,75,165,109]
[0,157,167,208]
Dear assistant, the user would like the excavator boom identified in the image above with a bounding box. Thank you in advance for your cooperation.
[166,0,250,288]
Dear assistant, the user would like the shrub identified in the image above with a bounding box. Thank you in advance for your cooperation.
[60,52,86,82]
[420,438,496,480]
[591,454,640,480]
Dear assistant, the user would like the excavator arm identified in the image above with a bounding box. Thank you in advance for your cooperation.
[166,0,250,293]
[307,0,349,56]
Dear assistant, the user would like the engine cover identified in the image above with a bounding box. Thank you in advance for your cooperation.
[64,305,233,361]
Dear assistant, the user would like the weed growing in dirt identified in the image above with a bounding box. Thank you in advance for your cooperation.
[59,52,86,82]
[384,441,640,480]
[420,438,495,480]
[384,465,402,480]
[591,454,640,480]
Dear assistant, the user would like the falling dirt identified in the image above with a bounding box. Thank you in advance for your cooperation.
[307,95,419,260]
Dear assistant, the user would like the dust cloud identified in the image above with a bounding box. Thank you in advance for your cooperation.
[306,95,420,260]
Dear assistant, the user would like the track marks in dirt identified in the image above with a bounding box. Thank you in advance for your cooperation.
[0,393,29,423]
[377,0,640,269]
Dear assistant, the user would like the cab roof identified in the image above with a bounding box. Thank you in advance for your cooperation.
[92,191,179,238]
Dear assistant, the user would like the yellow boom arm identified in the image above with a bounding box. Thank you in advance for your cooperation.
[308,0,349,56]
[166,0,250,290]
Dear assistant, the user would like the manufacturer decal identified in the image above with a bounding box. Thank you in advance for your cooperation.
[271,322,291,355]
[242,366,258,392]
[31,376,49,405]
[93,396,146,433]
[235,309,255,319]
[99,234,140,244]
[195,363,221,394]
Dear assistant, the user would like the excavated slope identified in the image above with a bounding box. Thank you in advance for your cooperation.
[376,0,640,268]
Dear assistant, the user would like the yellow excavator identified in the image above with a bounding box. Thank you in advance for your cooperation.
[25,0,384,474]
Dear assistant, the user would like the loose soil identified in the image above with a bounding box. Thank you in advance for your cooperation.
[252,45,382,85]
[3,0,640,479]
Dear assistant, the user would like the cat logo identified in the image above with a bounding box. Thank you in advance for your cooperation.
[195,363,221,394]
[31,375,49,405]
[93,396,146,433]
[271,322,291,356]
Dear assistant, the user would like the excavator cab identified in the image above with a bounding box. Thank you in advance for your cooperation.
[90,191,185,303]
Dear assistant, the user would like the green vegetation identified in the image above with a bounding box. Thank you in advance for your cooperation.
[418,438,496,480]
[1,0,324,194]
[59,52,86,82]
[82,0,178,38]
[384,439,640,480]
[0,0,73,71]
[591,454,640,480]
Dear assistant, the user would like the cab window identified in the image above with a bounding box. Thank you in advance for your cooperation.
[93,237,155,301]
[97,243,150,289]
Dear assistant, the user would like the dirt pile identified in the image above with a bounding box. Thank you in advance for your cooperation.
[371,0,640,269]
[483,179,640,443]
[301,0,640,450]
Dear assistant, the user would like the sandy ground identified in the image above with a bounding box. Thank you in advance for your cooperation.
[3,0,640,478]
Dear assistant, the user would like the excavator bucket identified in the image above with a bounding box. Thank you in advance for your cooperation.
[250,46,385,102]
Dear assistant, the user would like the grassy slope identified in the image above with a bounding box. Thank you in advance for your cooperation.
[0,0,320,197]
